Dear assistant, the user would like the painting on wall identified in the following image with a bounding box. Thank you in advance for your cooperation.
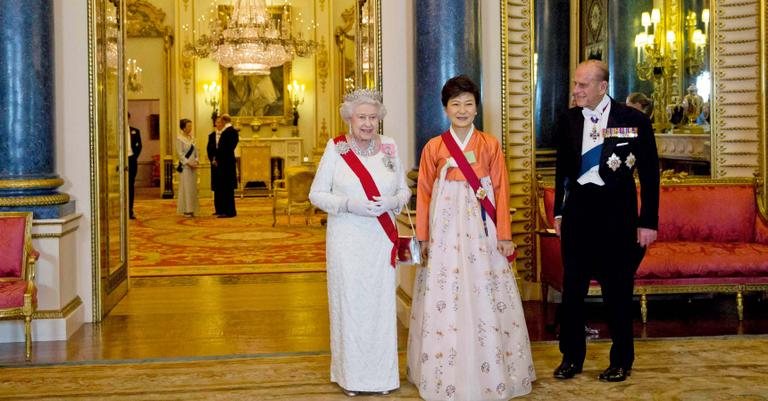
[582,0,607,60]
[221,64,291,124]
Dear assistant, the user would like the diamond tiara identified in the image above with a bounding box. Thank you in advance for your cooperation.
[343,88,383,103]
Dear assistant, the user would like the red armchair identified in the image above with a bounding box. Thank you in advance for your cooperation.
[0,212,39,361]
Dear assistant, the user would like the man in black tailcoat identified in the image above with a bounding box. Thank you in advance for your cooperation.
[207,114,239,217]
[552,60,660,382]
[128,112,142,220]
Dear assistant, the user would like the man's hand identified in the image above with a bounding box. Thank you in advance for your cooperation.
[554,218,562,237]
[637,228,657,247]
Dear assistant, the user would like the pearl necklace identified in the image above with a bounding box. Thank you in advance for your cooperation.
[349,137,377,157]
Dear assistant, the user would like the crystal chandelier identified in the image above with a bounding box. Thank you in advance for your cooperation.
[185,0,317,76]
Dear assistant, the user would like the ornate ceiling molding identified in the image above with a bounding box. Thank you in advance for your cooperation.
[126,0,172,38]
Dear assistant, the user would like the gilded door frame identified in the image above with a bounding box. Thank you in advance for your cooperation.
[88,0,129,320]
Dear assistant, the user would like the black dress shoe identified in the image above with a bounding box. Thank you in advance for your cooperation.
[217,214,235,218]
[598,366,631,382]
[553,360,583,379]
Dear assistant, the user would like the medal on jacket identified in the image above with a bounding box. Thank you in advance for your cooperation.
[475,187,487,199]
[589,120,600,140]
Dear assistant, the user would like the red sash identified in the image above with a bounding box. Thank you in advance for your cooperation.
[333,135,398,268]
[441,131,497,224]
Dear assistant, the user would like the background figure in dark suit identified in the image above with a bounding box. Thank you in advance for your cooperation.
[552,60,659,383]
[128,112,142,220]
[207,114,239,217]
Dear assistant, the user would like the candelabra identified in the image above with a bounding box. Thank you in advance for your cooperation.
[684,9,709,76]
[203,80,220,126]
[635,7,709,133]
[126,58,143,93]
[287,79,305,126]
[635,8,677,132]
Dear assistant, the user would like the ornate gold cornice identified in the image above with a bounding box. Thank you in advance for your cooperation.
[126,0,172,38]
[0,194,70,207]
[0,178,64,190]
[33,296,83,320]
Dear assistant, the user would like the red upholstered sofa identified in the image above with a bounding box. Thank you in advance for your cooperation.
[537,178,768,323]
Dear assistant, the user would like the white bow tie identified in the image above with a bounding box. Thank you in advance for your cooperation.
[582,108,601,123]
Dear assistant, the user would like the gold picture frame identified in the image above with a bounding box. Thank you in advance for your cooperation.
[221,63,292,125]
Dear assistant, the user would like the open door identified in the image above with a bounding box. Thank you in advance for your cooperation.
[89,0,129,319]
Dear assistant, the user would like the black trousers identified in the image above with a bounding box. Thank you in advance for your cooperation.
[128,155,138,215]
[558,183,645,369]
[213,186,236,216]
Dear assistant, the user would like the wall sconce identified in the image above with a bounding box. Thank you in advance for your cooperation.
[127,58,143,93]
[203,80,220,125]
[287,79,305,126]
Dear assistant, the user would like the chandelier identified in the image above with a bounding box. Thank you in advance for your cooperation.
[184,0,317,76]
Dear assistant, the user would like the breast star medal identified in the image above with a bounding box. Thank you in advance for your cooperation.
[607,153,621,171]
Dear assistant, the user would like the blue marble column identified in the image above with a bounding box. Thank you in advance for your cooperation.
[535,0,570,149]
[414,0,481,162]
[0,0,72,218]
[607,0,653,100]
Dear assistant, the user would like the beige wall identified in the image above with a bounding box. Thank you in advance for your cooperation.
[53,0,93,320]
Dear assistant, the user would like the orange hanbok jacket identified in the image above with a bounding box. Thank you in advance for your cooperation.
[416,130,511,241]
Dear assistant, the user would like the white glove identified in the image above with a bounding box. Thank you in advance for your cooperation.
[372,195,400,212]
[346,198,378,217]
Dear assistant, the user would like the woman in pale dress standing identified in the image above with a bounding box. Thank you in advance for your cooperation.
[309,89,410,396]
[407,75,535,400]
[176,118,200,217]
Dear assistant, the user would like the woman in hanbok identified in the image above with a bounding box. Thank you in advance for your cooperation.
[408,75,535,400]
[176,118,200,217]
[309,89,411,396]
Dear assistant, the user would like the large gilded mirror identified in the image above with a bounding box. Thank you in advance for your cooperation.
[331,0,380,135]
[533,0,714,177]
[505,0,766,284]
[90,0,129,319]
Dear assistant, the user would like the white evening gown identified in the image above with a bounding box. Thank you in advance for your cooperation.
[176,136,200,216]
[408,176,535,401]
[309,136,410,392]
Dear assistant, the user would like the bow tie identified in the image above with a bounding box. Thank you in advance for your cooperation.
[582,108,601,123]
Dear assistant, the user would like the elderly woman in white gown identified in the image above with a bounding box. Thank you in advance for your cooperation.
[309,89,410,397]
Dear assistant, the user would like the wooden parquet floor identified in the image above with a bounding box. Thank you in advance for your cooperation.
[0,272,767,399]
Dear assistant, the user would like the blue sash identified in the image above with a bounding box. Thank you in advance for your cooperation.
[579,145,602,176]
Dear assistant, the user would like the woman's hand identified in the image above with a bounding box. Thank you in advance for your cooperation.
[420,240,429,262]
[371,195,399,215]
[497,240,515,258]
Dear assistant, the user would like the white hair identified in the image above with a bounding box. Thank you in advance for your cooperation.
[339,89,387,123]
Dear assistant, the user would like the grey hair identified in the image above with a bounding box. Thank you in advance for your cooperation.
[339,89,387,123]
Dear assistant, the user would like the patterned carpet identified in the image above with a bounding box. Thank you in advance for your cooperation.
[1,336,766,400]
[129,197,326,276]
